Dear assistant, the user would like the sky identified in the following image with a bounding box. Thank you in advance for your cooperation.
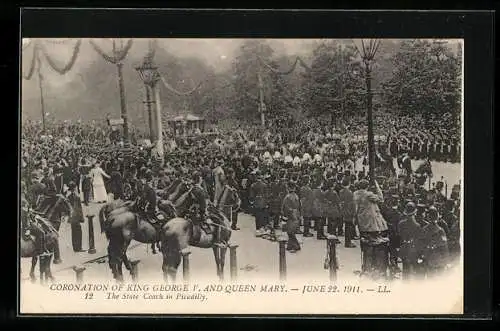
[21,38,462,100]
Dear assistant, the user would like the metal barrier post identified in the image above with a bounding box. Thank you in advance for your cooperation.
[72,265,86,283]
[278,235,288,281]
[326,235,338,282]
[229,243,238,281]
[181,248,191,283]
[87,214,96,254]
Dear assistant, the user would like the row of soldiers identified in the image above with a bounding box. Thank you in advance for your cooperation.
[244,162,460,278]
[388,135,460,163]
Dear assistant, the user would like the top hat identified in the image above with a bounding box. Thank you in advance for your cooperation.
[403,202,417,216]
[358,179,369,190]
[426,206,439,221]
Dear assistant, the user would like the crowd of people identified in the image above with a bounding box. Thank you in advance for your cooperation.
[21,112,461,280]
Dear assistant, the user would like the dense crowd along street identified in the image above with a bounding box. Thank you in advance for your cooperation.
[20,115,461,283]
[20,38,462,285]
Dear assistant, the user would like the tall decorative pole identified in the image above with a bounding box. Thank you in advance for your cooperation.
[113,40,130,150]
[145,85,155,141]
[24,39,82,133]
[354,39,382,184]
[89,38,133,174]
[154,80,165,166]
[35,51,46,132]
[257,64,266,127]
[135,40,163,167]
[135,45,158,143]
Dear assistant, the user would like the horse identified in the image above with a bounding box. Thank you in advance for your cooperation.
[98,198,134,234]
[158,181,235,281]
[20,194,73,284]
[99,199,176,282]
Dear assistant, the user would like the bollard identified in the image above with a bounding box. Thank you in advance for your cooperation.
[87,215,96,254]
[326,235,338,282]
[130,260,140,282]
[72,265,86,283]
[278,235,287,281]
[180,249,191,283]
[229,244,239,281]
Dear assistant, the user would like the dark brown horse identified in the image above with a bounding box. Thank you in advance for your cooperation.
[20,194,73,284]
[158,182,237,281]
[100,184,233,282]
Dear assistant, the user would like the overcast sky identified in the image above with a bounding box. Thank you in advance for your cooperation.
[21,38,462,98]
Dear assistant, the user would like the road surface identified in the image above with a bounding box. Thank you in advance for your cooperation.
[20,161,461,284]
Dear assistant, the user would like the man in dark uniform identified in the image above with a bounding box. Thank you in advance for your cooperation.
[109,164,123,200]
[421,206,449,277]
[81,170,92,206]
[299,175,314,237]
[325,178,342,242]
[380,195,402,274]
[398,202,425,280]
[282,181,301,252]
[339,177,356,248]
[136,170,158,222]
[249,173,269,236]
[67,181,84,252]
[268,174,284,232]
[29,173,46,209]
[312,178,327,240]
[41,168,57,197]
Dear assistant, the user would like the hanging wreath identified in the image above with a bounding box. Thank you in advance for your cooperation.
[159,74,203,96]
[22,43,38,80]
[257,55,301,75]
[40,39,82,75]
[89,39,133,64]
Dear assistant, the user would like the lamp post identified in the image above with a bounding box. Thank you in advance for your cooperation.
[135,48,164,167]
[135,55,159,142]
[353,39,382,184]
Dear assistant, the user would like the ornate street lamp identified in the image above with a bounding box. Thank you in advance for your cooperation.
[135,42,164,168]
[135,54,160,142]
[353,39,382,184]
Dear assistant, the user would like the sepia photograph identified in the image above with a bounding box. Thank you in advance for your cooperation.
[20,37,463,314]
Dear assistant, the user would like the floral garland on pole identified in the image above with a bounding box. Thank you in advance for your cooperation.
[159,74,204,96]
[22,42,38,80]
[40,39,82,75]
[257,55,312,74]
[89,39,134,64]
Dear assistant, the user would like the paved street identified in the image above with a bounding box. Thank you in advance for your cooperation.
[20,160,460,285]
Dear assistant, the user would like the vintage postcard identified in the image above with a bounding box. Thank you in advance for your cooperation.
[19,36,464,315]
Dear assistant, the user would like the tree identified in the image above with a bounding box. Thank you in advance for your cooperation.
[231,40,275,123]
[381,39,461,121]
[302,40,365,124]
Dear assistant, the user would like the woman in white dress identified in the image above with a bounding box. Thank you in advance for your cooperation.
[90,162,110,203]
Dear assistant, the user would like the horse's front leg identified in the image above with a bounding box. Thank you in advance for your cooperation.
[121,230,133,271]
[45,254,55,282]
[212,246,221,279]
[30,256,38,283]
[39,255,46,285]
